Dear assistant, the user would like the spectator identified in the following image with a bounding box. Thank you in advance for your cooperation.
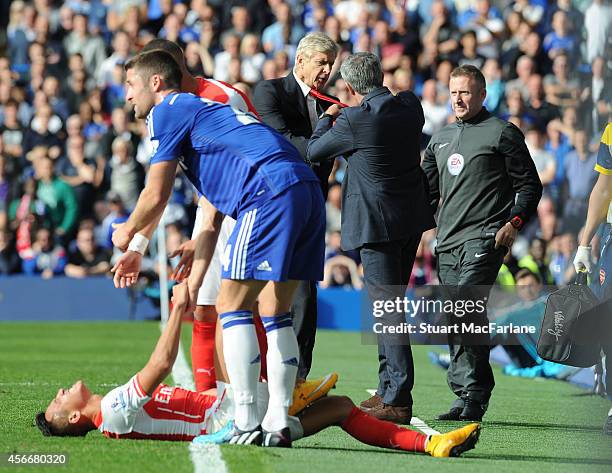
[42,76,70,122]
[518,237,554,285]
[62,13,107,78]
[422,1,457,66]
[525,74,559,129]
[108,136,145,211]
[525,126,556,193]
[213,33,241,82]
[583,0,612,63]
[543,53,580,109]
[262,2,305,56]
[23,105,62,159]
[562,128,598,235]
[97,30,132,88]
[549,232,576,286]
[64,226,111,278]
[21,227,67,278]
[421,79,448,145]
[240,34,265,84]
[505,55,535,103]
[35,156,78,241]
[65,69,89,116]
[0,229,20,276]
[99,107,140,162]
[482,58,504,115]
[326,183,341,233]
[1,99,24,158]
[320,255,363,289]
[456,30,486,70]
[56,135,98,218]
[543,10,577,61]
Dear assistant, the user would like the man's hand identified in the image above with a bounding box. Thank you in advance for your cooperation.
[325,104,342,118]
[573,245,592,273]
[111,222,133,252]
[171,281,190,310]
[495,222,518,250]
[169,239,197,281]
[111,251,143,288]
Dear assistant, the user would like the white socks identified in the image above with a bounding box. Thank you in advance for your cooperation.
[260,313,299,432]
[220,310,260,431]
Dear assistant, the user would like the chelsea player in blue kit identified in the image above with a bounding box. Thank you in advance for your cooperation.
[111,50,325,446]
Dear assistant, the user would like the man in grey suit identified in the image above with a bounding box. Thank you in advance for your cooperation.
[307,53,436,424]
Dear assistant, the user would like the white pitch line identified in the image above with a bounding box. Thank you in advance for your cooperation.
[366,389,440,435]
[189,443,230,473]
[160,322,229,473]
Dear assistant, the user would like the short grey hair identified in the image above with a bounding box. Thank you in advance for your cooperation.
[339,53,383,95]
[296,32,339,60]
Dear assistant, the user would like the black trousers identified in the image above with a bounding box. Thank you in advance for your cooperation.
[360,235,421,407]
[437,238,505,409]
[291,280,318,380]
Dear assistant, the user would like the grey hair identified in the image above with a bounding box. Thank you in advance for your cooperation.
[296,32,339,60]
[339,53,383,95]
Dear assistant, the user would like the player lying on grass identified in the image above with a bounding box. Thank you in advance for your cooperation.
[35,283,481,456]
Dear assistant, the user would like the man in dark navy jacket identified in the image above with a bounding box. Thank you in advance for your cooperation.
[307,52,436,424]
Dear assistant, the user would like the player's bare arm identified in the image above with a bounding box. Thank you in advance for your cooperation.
[137,282,189,395]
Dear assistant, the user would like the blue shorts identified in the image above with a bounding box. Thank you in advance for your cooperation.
[221,181,325,282]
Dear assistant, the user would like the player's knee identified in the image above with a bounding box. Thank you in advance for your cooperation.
[194,305,217,323]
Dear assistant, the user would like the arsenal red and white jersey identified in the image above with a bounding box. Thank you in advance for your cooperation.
[93,375,217,441]
[195,77,259,117]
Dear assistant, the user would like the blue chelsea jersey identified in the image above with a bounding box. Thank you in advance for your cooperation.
[146,93,317,218]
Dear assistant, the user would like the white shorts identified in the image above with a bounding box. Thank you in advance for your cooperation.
[191,206,236,306]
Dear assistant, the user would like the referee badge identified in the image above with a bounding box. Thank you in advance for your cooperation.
[447,153,465,176]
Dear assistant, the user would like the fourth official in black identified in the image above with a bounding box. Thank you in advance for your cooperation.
[422,64,542,422]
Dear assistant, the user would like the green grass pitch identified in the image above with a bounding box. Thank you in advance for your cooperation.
[1,322,611,473]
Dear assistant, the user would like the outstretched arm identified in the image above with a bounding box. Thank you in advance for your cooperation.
[137,282,189,396]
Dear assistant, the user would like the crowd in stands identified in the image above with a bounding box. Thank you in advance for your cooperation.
[0,0,610,294]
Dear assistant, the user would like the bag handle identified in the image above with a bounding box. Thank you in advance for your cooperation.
[575,271,588,286]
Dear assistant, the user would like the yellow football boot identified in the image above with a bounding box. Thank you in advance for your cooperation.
[425,423,481,457]
[288,373,338,416]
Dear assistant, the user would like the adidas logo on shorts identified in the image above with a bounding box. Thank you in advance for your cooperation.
[257,260,273,271]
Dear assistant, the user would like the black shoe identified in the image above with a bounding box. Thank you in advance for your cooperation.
[437,407,463,421]
[460,401,485,421]
[604,415,612,436]
[262,427,292,447]
[229,424,263,446]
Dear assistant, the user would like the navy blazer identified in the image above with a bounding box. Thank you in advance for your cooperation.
[307,87,436,251]
[253,73,338,198]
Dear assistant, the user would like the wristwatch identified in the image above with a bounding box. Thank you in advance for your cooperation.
[509,215,524,230]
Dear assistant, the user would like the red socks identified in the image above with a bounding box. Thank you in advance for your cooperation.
[192,320,217,392]
[341,407,427,453]
[254,315,268,381]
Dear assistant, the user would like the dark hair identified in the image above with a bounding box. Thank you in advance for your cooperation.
[141,39,185,68]
[515,268,541,284]
[450,64,486,91]
[35,411,89,437]
[124,50,182,90]
[35,412,54,436]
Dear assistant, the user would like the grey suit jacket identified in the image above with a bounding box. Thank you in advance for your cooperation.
[307,87,436,250]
